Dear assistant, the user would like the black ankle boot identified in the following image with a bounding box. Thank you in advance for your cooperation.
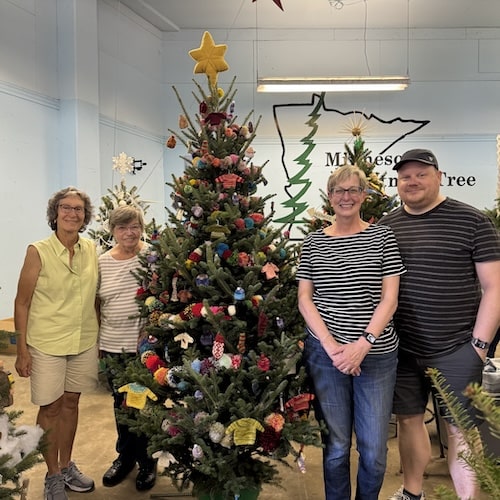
[103,456,135,487]
[136,458,157,491]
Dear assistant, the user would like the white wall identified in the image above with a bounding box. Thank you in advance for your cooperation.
[0,1,499,317]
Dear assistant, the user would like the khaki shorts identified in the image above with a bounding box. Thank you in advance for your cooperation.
[29,345,99,406]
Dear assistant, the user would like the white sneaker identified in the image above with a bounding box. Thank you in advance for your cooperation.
[388,485,426,500]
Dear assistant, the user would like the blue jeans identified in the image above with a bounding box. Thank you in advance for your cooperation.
[304,335,397,500]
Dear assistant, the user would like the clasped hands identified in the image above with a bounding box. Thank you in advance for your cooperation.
[322,338,371,376]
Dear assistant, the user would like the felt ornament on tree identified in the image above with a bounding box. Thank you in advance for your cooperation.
[226,418,265,446]
[118,382,158,410]
[189,31,229,88]
[174,332,194,349]
[261,262,279,279]
[212,333,225,360]
[285,393,315,420]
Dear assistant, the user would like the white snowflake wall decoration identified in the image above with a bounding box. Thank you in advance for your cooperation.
[112,152,134,175]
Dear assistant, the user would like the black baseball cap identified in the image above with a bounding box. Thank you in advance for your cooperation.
[393,149,439,171]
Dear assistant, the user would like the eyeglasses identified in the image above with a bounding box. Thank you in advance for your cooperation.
[59,204,85,214]
[330,187,364,197]
[115,224,142,233]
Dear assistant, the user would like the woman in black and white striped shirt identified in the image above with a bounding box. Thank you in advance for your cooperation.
[297,164,405,500]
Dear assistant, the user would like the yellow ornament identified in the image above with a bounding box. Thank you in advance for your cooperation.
[189,31,229,87]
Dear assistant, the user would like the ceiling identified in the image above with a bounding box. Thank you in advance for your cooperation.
[118,0,500,32]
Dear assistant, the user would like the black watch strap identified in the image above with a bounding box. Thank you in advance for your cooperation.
[471,337,489,350]
[362,331,377,345]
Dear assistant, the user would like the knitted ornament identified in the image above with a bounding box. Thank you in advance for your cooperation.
[225,418,265,446]
[261,262,279,279]
[215,173,244,189]
[237,332,246,354]
[200,358,215,375]
[148,310,163,326]
[215,242,229,257]
[145,354,166,374]
[192,444,204,460]
[158,313,171,329]
[171,274,179,301]
[264,413,285,432]
[257,353,271,372]
[212,333,225,360]
[179,304,194,321]
[209,422,225,443]
[285,393,315,420]
[153,450,177,472]
[195,273,210,286]
[220,433,233,448]
[118,383,158,410]
[257,311,268,336]
[154,367,169,386]
[174,332,194,349]
[146,251,159,263]
[186,247,203,269]
[167,366,188,391]
[194,411,209,426]
[191,359,202,373]
[145,296,163,312]
[238,252,251,266]
[217,353,232,369]
[234,218,245,230]
[140,350,156,365]
[137,337,154,355]
[258,426,281,453]
[251,295,263,307]
[250,213,264,225]
[231,354,242,369]
[165,423,181,437]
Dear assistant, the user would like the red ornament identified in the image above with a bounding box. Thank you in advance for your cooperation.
[257,353,271,372]
[145,354,166,373]
[212,333,225,360]
[258,426,281,453]
[258,311,268,336]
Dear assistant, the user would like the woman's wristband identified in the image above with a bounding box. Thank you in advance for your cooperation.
[361,331,377,345]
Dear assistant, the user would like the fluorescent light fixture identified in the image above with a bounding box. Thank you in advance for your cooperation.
[256,76,410,93]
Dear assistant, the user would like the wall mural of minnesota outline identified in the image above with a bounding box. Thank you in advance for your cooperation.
[271,92,430,233]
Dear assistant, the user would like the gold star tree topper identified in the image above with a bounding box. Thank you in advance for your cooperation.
[189,31,229,87]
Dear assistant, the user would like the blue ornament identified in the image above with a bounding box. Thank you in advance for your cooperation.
[195,273,210,286]
[234,286,245,301]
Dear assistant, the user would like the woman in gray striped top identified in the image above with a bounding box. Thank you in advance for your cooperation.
[96,205,157,491]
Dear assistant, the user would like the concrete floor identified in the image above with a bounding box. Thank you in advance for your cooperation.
[2,353,460,500]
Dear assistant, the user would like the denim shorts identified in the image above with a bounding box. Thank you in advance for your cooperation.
[393,340,484,420]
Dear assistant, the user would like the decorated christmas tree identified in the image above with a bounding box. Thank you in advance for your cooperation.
[113,32,321,499]
[307,129,399,230]
[88,156,154,254]
[0,346,43,500]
